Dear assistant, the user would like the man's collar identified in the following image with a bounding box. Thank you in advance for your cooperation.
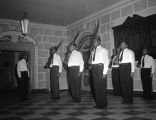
[143,54,148,56]
[54,53,57,55]
[122,47,127,51]
[21,59,26,61]
[71,49,76,53]
[96,45,101,48]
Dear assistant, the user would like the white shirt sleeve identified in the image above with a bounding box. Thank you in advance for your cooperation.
[17,61,21,78]
[151,57,155,74]
[131,50,135,73]
[79,52,84,72]
[103,49,109,75]
[58,56,62,73]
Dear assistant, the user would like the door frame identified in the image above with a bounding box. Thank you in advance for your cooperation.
[0,31,38,90]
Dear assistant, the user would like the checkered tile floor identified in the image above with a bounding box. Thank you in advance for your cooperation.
[0,91,156,120]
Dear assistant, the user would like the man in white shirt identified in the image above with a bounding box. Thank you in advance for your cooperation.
[17,54,29,101]
[139,47,155,99]
[90,36,109,108]
[119,41,135,104]
[68,43,84,102]
[49,46,62,99]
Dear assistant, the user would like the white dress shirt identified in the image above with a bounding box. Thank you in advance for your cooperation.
[119,48,135,73]
[17,59,29,78]
[141,54,155,74]
[68,50,84,72]
[91,45,109,75]
[50,53,62,73]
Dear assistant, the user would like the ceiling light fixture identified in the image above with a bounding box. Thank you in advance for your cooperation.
[20,12,29,36]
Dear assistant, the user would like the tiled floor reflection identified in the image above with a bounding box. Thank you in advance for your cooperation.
[0,91,156,120]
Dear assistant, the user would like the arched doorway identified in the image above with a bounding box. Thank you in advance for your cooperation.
[0,31,38,91]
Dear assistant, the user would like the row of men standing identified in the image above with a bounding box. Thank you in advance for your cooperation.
[47,35,109,108]
[39,35,155,107]
[110,42,155,101]
[16,35,155,108]
[47,35,133,108]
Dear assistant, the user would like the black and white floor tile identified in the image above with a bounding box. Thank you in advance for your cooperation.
[0,91,156,120]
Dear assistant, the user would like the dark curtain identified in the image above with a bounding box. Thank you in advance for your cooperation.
[149,15,156,57]
[113,14,156,60]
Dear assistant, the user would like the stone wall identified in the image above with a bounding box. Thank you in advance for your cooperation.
[30,24,68,90]
[67,0,156,91]
[0,19,69,90]
[0,0,156,92]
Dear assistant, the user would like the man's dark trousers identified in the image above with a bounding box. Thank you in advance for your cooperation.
[119,63,133,103]
[50,66,59,98]
[68,66,81,102]
[112,67,122,96]
[141,68,152,99]
[92,64,107,108]
[19,71,29,101]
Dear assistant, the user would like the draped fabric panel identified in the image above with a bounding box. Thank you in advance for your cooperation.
[113,14,156,60]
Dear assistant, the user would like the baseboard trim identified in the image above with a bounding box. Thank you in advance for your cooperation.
[1,88,155,98]
[30,89,156,98]
[31,89,69,93]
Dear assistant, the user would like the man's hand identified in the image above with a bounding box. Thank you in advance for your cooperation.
[58,73,60,77]
[150,73,153,78]
[102,74,107,79]
[130,72,134,78]
[78,72,82,76]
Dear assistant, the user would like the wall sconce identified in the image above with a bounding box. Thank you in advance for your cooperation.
[21,12,29,36]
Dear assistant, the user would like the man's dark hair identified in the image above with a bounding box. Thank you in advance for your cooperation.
[120,41,129,48]
[50,47,56,52]
[69,43,76,48]
[143,47,150,53]
[121,40,128,45]
[94,35,101,43]
[19,53,27,60]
